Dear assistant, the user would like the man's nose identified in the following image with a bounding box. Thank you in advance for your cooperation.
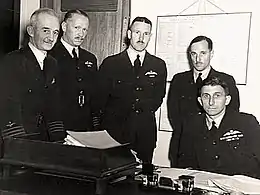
[139,33,144,42]
[78,29,84,37]
[48,32,55,41]
[196,54,202,63]
[209,96,215,106]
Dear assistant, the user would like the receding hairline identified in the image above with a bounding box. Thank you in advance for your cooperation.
[63,10,89,23]
[29,8,59,27]
[129,17,152,30]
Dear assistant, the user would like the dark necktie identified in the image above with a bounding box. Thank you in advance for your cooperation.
[72,48,78,59]
[134,54,141,74]
[196,73,203,88]
[210,121,218,132]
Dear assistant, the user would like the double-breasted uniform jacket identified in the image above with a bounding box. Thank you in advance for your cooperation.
[49,41,98,131]
[167,68,240,166]
[177,109,260,179]
[0,45,64,141]
[99,50,167,162]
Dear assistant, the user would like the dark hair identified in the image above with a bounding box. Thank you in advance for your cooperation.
[199,76,230,96]
[63,9,89,22]
[129,16,152,30]
[188,35,213,52]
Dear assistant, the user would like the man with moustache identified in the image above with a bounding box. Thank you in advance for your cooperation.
[167,35,240,167]
[50,10,99,131]
[99,17,167,163]
[0,8,64,142]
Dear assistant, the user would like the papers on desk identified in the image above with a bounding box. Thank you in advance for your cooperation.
[209,175,260,194]
[64,130,122,149]
[159,168,260,194]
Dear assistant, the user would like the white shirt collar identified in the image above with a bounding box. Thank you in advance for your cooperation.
[28,42,47,70]
[206,108,226,130]
[61,38,79,58]
[193,65,211,83]
[127,47,146,66]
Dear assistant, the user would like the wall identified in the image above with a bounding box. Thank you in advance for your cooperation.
[131,0,260,166]
[19,0,40,47]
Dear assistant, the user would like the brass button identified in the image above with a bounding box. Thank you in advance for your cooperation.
[78,77,82,82]
[28,89,32,93]
[212,140,217,145]
[135,98,140,102]
[215,155,219,159]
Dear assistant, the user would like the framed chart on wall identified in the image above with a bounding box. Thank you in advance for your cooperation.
[155,12,252,85]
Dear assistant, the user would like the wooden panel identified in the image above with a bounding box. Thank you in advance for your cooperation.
[61,0,118,12]
[42,0,130,66]
[0,0,20,58]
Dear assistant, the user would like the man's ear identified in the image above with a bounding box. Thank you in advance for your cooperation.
[225,95,231,106]
[127,29,132,40]
[61,21,67,33]
[26,25,34,37]
[210,49,214,60]
[197,97,203,107]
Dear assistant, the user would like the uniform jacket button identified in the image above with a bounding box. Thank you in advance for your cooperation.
[28,89,32,93]
[215,155,219,159]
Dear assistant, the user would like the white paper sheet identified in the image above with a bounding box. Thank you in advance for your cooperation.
[66,130,122,149]
[210,175,260,194]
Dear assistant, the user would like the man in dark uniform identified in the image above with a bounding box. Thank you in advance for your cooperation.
[0,8,64,142]
[167,35,240,167]
[177,76,260,179]
[49,10,99,131]
[99,17,167,163]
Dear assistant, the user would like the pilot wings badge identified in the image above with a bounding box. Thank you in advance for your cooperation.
[219,129,244,142]
[85,61,93,68]
[145,70,158,78]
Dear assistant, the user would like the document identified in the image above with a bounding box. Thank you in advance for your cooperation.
[209,175,260,194]
[158,168,260,194]
[65,130,122,149]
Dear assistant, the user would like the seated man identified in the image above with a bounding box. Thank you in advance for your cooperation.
[177,76,260,179]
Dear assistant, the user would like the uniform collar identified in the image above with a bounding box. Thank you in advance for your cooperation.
[61,38,79,58]
[193,65,211,83]
[127,47,146,66]
[28,42,47,70]
[205,108,226,130]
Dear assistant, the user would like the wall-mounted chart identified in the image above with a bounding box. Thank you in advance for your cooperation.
[155,12,252,85]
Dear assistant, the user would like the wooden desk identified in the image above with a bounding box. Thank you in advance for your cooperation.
[0,172,180,195]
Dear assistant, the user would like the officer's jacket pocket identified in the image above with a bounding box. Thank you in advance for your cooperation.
[112,79,132,97]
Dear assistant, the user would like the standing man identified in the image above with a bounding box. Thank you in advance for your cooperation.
[0,8,64,141]
[49,10,99,131]
[177,76,260,179]
[167,35,240,167]
[99,17,167,163]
